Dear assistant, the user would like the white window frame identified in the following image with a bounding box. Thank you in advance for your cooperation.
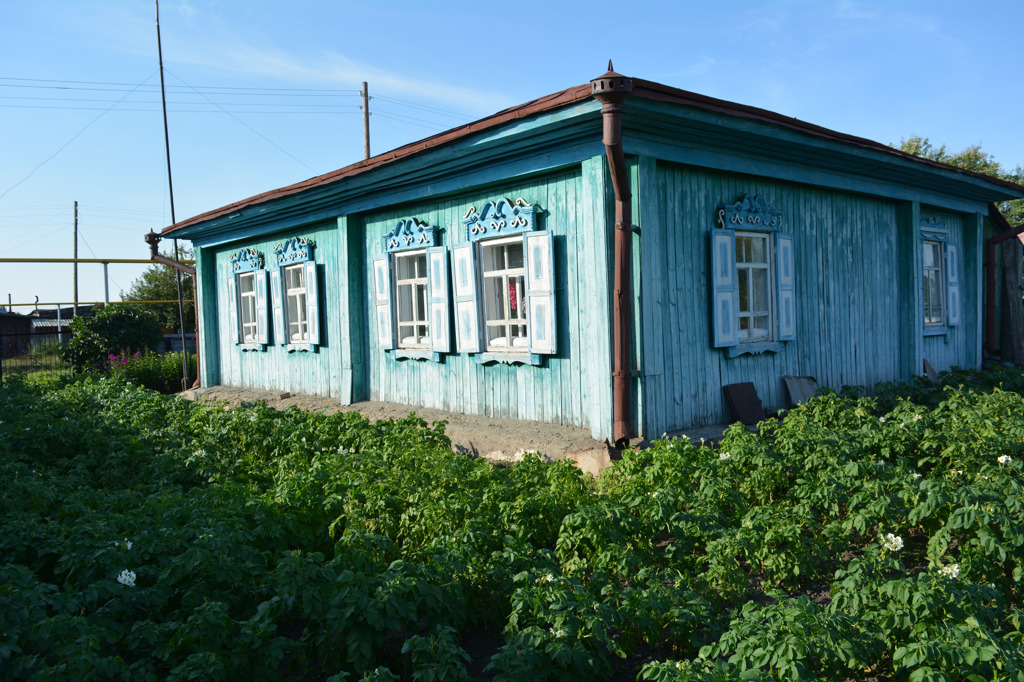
[711,194,794,357]
[227,248,269,351]
[271,237,320,352]
[237,272,259,343]
[735,231,776,344]
[393,249,431,349]
[919,218,960,334]
[922,239,946,329]
[479,235,529,351]
[283,263,309,344]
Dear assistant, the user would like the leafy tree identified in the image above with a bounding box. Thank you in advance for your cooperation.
[896,136,1024,225]
[121,246,195,331]
[59,304,163,372]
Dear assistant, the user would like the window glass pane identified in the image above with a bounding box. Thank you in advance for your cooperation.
[239,273,254,295]
[752,269,769,312]
[737,269,749,312]
[750,236,766,263]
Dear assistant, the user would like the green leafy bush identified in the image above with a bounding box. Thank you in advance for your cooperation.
[2,366,1023,680]
[59,305,163,372]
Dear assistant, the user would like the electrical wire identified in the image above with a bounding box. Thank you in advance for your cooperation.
[0,72,160,202]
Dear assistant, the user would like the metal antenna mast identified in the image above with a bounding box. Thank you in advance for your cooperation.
[155,0,190,389]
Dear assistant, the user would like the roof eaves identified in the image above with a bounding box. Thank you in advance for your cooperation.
[162,83,594,236]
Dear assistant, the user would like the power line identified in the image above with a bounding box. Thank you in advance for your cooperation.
[0,76,359,95]
[0,72,160,202]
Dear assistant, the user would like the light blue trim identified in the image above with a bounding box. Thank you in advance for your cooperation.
[285,344,318,353]
[384,218,438,253]
[229,248,265,273]
[239,343,267,352]
[391,349,442,362]
[726,341,783,358]
[477,352,542,366]
[923,327,947,337]
[463,198,539,242]
[717,193,783,232]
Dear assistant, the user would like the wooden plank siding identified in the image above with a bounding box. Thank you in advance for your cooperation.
[637,160,909,433]
[210,220,344,397]
[361,162,615,441]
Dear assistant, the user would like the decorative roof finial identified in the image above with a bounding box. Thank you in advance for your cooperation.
[608,59,614,72]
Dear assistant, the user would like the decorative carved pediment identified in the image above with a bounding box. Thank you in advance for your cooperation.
[462,198,538,241]
[717,193,783,230]
[384,218,438,253]
[229,248,264,272]
[273,237,315,265]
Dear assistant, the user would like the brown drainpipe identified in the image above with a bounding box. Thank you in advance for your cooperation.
[591,64,633,446]
[984,205,1024,355]
[145,230,201,387]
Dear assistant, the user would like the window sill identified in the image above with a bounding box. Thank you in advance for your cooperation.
[239,343,266,352]
[923,326,948,337]
[477,351,542,366]
[726,341,782,358]
[285,343,318,353]
[392,349,442,362]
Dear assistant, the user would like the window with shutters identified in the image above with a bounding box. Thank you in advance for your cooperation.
[920,217,960,334]
[272,237,320,352]
[480,236,528,350]
[711,194,795,357]
[452,198,555,365]
[227,248,269,351]
[372,218,450,361]
[283,264,309,343]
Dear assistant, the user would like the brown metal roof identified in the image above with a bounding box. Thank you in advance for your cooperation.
[162,76,1024,236]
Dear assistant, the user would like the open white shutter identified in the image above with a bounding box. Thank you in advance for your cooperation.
[254,270,269,345]
[711,229,738,348]
[270,269,284,344]
[372,255,394,350]
[227,275,239,344]
[451,243,481,353]
[426,247,451,353]
[525,231,556,355]
[304,261,320,345]
[946,243,961,327]
[776,233,796,341]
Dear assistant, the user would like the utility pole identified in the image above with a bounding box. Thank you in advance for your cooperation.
[362,81,370,160]
[73,201,78,317]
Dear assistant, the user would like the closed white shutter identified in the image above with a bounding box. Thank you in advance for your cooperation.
[227,275,239,344]
[254,269,269,345]
[711,229,738,348]
[451,243,481,353]
[524,230,556,355]
[270,269,284,344]
[304,261,320,345]
[372,255,394,350]
[776,233,796,341]
[946,243,961,326]
[426,246,451,353]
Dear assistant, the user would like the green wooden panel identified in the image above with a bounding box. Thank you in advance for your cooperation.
[195,247,221,387]
[361,161,615,441]
[211,220,344,398]
[643,161,908,431]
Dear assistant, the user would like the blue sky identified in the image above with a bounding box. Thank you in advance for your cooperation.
[2,0,1022,310]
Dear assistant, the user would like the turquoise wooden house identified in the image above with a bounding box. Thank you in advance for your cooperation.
[158,68,1024,445]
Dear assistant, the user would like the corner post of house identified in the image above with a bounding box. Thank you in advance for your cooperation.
[896,200,923,379]
[963,210,984,369]
[194,247,220,387]
[337,214,367,405]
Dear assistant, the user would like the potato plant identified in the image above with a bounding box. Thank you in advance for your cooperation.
[1,369,1023,681]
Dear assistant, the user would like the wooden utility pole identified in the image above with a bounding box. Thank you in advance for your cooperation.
[362,81,370,160]
[73,200,78,317]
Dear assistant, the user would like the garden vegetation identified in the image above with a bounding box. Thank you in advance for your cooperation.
[1,367,1023,680]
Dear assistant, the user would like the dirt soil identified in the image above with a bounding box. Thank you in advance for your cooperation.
[180,385,621,475]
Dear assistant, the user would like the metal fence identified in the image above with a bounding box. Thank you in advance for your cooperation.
[0,329,72,385]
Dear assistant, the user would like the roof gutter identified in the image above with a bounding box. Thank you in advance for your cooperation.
[591,65,634,446]
[984,205,1024,356]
